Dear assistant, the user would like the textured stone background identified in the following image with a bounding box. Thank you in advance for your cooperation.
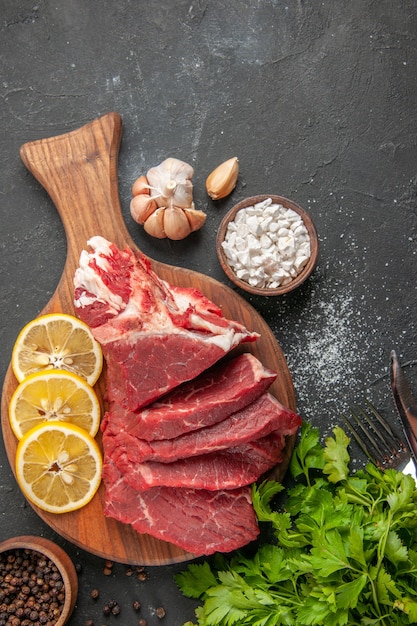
[1,1,416,623]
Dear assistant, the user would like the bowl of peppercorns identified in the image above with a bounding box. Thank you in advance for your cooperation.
[0,535,78,625]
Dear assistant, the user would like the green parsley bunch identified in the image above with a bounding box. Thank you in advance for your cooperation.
[176,423,417,625]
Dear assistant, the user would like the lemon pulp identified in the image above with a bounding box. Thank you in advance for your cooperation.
[9,370,101,439]
[12,313,103,386]
[15,421,102,514]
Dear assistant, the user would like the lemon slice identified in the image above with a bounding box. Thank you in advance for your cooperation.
[15,421,102,514]
[9,370,101,440]
[12,313,103,386]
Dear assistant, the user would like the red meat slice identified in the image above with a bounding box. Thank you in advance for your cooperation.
[106,432,286,491]
[104,393,301,465]
[101,353,277,441]
[103,460,260,556]
[74,236,259,411]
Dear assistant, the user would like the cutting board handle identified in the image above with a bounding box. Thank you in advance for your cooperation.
[19,112,132,302]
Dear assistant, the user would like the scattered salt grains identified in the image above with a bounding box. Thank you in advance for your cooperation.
[221,198,311,289]
[279,282,386,439]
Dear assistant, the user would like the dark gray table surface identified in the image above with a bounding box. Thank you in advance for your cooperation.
[1,1,416,624]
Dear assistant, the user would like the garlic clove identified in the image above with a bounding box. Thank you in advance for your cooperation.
[163,206,192,240]
[184,208,207,233]
[132,175,150,197]
[170,179,194,210]
[130,194,157,225]
[144,208,167,239]
[206,157,239,200]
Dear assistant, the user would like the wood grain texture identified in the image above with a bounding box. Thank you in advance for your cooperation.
[1,112,296,565]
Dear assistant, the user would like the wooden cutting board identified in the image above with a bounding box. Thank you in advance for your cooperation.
[1,112,296,565]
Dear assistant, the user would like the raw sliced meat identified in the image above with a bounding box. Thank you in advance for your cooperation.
[103,461,260,556]
[101,353,277,441]
[107,432,286,491]
[73,236,301,556]
[74,236,259,411]
[103,393,301,464]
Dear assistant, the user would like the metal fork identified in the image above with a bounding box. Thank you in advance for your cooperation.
[343,399,417,482]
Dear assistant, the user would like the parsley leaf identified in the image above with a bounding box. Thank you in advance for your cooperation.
[175,562,219,599]
[290,422,324,483]
[176,425,417,625]
[323,426,350,483]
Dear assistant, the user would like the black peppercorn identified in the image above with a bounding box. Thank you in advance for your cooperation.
[102,603,111,616]
[111,603,120,616]
[0,548,65,624]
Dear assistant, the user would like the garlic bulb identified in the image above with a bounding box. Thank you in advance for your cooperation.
[130,158,207,240]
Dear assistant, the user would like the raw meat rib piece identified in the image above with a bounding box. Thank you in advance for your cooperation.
[74,236,259,411]
[103,393,301,464]
[103,460,260,556]
[101,353,277,441]
[108,432,286,491]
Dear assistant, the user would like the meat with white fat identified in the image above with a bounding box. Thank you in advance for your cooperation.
[74,236,259,411]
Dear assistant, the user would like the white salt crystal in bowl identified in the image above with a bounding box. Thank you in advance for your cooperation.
[216,195,319,296]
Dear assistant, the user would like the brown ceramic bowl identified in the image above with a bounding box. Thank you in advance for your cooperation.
[216,194,319,296]
[0,535,78,625]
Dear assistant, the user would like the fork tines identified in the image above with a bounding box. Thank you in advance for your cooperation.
[343,399,406,469]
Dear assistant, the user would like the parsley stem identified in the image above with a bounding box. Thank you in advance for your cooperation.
[368,575,384,621]
[344,491,371,507]
[376,509,393,574]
